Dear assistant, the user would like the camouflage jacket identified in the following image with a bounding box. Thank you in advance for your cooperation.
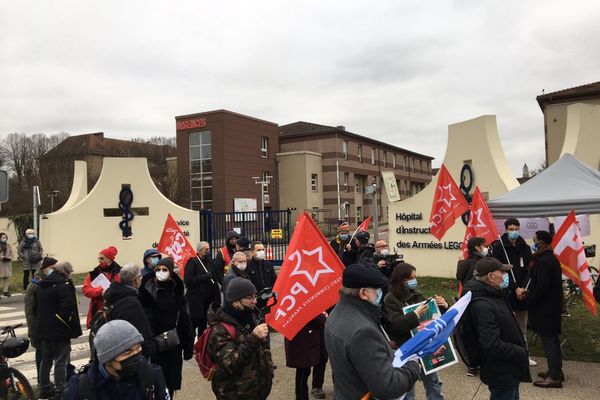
[207,304,274,400]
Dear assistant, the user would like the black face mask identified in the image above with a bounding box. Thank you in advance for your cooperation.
[116,352,141,379]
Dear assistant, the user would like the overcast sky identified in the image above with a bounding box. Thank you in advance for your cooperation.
[1,1,599,176]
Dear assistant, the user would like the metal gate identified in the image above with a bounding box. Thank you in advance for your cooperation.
[199,209,292,265]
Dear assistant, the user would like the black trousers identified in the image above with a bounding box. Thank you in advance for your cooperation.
[23,269,31,290]
[540,335,563,380]
[191,316,208,337]
[294,358,327,400]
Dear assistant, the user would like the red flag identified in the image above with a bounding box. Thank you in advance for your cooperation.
[157,213,196,277]
[461,187,499,258]
[429,165,469,240]
[266,213,345,340]
[552,210,598,316]
[350,216,372,241]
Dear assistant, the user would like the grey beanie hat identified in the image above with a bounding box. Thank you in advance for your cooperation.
[226,277,257,302]
[94,320,144,365]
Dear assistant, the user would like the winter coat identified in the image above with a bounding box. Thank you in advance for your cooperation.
[491,233,532,311]
[141,248,161,277]
[594,278,600,303]
[213,231,240,283]
[527,247,563,337]
[0,242,13,278]
[355,244,376,266]
[62,356,170,400]
[324,295,421,400]
[247,258,277,309]
[184,255,221,319]
[285,314,327,369]
[24,268,45,347]
[329,237,354,266]
[34,271,82,341]
[222,266,249,295]
[17,237,43,271]
[103,281,156,358]
[207,303,274,400]
[82,262,122,329]
[463,279,531,388]
[456,253,483,286]
[138,272,194,393]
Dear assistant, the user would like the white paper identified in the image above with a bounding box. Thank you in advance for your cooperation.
[90,273,111,291]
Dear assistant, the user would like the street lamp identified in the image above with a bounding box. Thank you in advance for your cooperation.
[48,190,59,213]
[253,175,273,232]
[364,179,379,242]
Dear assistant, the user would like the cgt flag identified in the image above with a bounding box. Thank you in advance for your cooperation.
[266,213,345,340]
[461,187,499,258]
[429,165,469,240]
[157,213,196,277]
[552,210,598,316]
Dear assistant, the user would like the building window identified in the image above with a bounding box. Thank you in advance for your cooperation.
[358,145,362,162]
[343,172,349,191]
[356,206,362,222]
[260,136,268,158]
[355,177,362,193]
[312,207,319,221]
[383,151,387,167]
[371,148,375,165]
[311,174,318,192]
[344,202,350,219]
[342,140,349,160]
[393,154,396,168]
[189,130,212,210]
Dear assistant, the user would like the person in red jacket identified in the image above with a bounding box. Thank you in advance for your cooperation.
[82,246,122,329]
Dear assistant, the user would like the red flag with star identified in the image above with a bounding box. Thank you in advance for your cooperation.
[266,213,345,340]
[460,187,499,258]
[429,165,469,240]
[552,210,598,316]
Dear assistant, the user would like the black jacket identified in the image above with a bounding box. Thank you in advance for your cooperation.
[491,234,532,311]
[355,244,376,266]
[463,279,531,388]
[456,253,483,286]
[247,258,277,293]
[527,247,563,336]
[34,271,82,341]
[329,238,355,266]
[184,255,221,319]
[222,266,250,295]
[103,281,155,358]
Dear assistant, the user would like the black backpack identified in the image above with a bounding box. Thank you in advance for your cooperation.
[77,361,156,400]
[451,296,495,368]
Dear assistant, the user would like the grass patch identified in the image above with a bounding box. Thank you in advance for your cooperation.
[416,276,600,363]
[7,261,88,293]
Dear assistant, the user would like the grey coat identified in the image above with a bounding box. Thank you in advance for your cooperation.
[17,238,43,271]
[324,295,421,400]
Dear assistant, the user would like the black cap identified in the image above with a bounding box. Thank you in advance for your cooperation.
[355,230,370,242]
[474,257,512,276]
[342,264,387,289]
[226,277,257,302]
[156,257,175,273]
[236,237,250,250]
[41,257,58,269]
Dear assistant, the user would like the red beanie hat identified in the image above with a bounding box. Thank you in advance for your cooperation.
[100,246,118,261]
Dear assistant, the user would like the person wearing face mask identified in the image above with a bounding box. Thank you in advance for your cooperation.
[384,262,448,400]
[491,218,535,366]
[17,228,44,291]
[83,246,122,330]
[141,248,162,277]
[34,261,82,399]
[214,230,241,280]
[184,241,221,337]
[103,264,155,359]
[138,257,194,397]
[325,264,421,400]
[457,237,489,289]
[207,277,274,399]
[247,241,277,309]
[222,251,250,295]
[526,231,564,389]
[0,232,13,296]
[329,221,355,266]
[463,257,531,400]
[63,320,170,400]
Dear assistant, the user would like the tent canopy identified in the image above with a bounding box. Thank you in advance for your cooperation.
[488,153,600,218]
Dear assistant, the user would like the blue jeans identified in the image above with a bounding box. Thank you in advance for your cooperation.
[489,384,519,400]
[406,370,444,400]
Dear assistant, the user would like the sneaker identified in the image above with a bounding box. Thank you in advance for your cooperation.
[529,357,538,366]
[311,387,326,399]
[466,367,478,377]
[2,291,10,297]
[537,370,565,382]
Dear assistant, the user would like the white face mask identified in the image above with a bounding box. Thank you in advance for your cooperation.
[27,234,35,239]
[155,270,170,281]
[255,250,266,260]
[236,263,247,271]
[44,268,54,276]
[480,247,489,257]
[380,248,389,256]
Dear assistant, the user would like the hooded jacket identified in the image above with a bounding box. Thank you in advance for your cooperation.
[82,261,122,328]
[324,295,421,400]
[463,279,531,388]
[214,231,240,281]
[141,249,162,277]
[34,271,82,341]
[207,303,274,400]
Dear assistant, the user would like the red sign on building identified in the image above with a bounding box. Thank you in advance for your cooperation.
[176,118,206,130]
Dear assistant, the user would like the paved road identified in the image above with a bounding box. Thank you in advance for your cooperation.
[2,292,599,399]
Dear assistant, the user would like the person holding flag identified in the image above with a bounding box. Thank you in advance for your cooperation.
[329,220,354,266]
[324,264,421,399]
[527,231,565,389]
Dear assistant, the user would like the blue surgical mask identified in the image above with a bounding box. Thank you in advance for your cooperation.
[507,231,520,241]
[372,288,383,306]
[406,278,418,290]
[150,257,159,267]
[339,233,349,241]
[499,273,509,289]
[530,242,538,253]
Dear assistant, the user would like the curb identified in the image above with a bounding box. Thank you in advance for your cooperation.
[0,285,84,305]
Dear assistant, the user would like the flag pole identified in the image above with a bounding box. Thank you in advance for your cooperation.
[197,255,216,285]
[498,234,517,282]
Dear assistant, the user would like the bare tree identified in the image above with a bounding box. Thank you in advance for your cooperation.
[0,133,31,187]
[131,136,176,147]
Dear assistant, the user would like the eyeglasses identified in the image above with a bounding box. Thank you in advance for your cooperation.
[97,256,107,261]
